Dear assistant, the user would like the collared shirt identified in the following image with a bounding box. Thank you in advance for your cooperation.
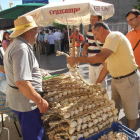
[48,35,54,44]
[126,29,140,67]
[44,33,49,41]
[103,31,137,77]
[38,34,44,42]
[4,36,42,112]
[53,31,61,40]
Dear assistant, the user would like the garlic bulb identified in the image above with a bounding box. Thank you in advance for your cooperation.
[77,118,83,125]
[63,91,67,96]
[91,113,96,119]
[93,119,98,125]
[113,116,118,121]
[113,109,118,115]
[58,93,63,98]
[103,93,109,100]
[89,128,94,134]
[69,127,75,134]
[109,100,115,104]
[102,114,108,121]
[96,111,100,116]
[83,117,87,123]
[94,127,99,132]
[87,115,91,121]
[48,97,53,102]
[107,107,111,112]
[109,117,113,123]
[88,105,92,109]
[77,134,84,139]
[108,112,113,117]
[70,136,77,140]
[83,132,89,138]
[98,124,103,130]
[76,125,81,131]
[98,117,102,122]
[79,107,83,112]
[70,121,77,127]
[103,108,107,113]
[74,109,79,114]
[88,122,94,128]
[82,124,88,130]
[70,111,75,116]
[64,113,70,119]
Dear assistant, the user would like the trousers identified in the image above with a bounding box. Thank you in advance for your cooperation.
[12,108,45,140]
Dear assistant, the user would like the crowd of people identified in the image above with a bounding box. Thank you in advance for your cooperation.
[0,8,140,140]
[35,27,73,56]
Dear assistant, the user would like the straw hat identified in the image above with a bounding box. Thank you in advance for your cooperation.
[10,15,38,38]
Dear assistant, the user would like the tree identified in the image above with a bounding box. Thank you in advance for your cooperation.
[133,0,140,10]
[53,22,67,30]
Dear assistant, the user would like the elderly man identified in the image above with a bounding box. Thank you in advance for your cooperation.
[67,22,139,130]
[81,15,106,88]
[4,15,49,140]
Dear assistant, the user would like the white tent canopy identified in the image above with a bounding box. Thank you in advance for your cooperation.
[22,0,114,26]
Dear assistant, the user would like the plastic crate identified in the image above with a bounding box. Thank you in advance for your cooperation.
[79,122,140,140]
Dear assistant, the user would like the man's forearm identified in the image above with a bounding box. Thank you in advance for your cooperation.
[15,81,42,105]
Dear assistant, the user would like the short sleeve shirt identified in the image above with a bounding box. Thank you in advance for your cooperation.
[103,31,137,77]
[4,36,42,112]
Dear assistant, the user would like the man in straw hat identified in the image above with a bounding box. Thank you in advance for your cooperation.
[4,15,49,140]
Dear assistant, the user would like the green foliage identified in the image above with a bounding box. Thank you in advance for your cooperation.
[133,0,140,10]
[53,22,67,30]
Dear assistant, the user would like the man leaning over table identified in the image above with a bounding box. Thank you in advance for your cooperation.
[67,22,139,130]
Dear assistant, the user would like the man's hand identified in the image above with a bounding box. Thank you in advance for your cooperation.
[81,50,87,56]
[67,56,77,66]
[37,98,49,113]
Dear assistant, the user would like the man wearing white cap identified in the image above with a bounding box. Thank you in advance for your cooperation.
[4,15,49,140]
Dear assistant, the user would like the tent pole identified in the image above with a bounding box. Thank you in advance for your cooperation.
[66,17,70,53]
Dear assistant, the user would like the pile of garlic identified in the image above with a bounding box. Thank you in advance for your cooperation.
[41,51,119,140]
[98,131,128,140]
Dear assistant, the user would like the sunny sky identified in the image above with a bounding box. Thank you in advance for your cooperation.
[0,0,62,10]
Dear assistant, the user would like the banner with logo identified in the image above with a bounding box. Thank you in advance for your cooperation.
[22,0,48,4]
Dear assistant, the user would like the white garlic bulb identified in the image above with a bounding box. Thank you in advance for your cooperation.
[69,127,76,134]
[113,116,118,121]
[92,104,96,108]
[87,115,91,121]
[108,112,113,117]
[96,111,100,116]
[88,122,94,128]
[103,108,107,113]
[70,136,77,140]
[48,97,53,102]
[89,128,94,134]
[77,118,83,125]
[76,125,81,131]
[94,127,99,132]
[70,111,75,116]
[82,124,88,130]
[107,107,111,112]
[54,95,59,99]
[102,114,108,120]
[58,93,63,98]
[98,124,103,130]
[113,109,118,115]
[83,132,89,138]
[109,117,114,123]
[63,91,67,96]
[79,107,83,112]
[98,117,102,122]
[91,113,96,119]
[70,121,77,127]
[93,119,98,125]
[77,134,84,139]
[74,109,79,114]
[103,93,109,100]
[109,100,115,104]
[88,105,92,109]
[64,113,70,119]
[83,117,87,123]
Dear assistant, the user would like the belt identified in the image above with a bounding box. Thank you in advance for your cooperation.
[113,69,137,79]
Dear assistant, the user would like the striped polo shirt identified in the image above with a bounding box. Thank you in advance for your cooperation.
[86,28,103,66]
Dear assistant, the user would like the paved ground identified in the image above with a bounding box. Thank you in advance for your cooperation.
[0,52,140,140]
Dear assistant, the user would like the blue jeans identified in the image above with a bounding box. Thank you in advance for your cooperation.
[12,108,45,140]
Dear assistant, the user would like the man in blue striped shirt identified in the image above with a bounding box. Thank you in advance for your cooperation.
[81,15,107,88]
